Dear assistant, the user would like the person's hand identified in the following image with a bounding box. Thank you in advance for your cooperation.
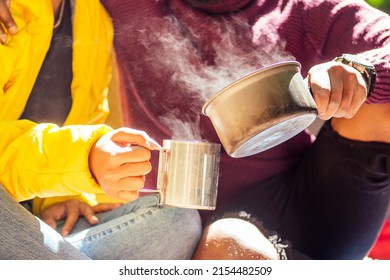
[89,127,161,201]
[307,61,368,120]
[40,199,123,236]
[0,0,18,44]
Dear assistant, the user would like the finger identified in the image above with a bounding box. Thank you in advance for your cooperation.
[0,1,18,34]
[104,175,146,199]
[80,204,99,226]
[324,69,345,119]
[120,160,152,176]
[311,86,334,120]
[111,128,161,150]
[332,63,369,118]
[310,66,347,120]
[117,175,146,191]
[342,85,366,118]
[102,162,151,186]
[342,69,368,118]
[99,161,150,185]
[343,92,362,118]
[332,75,355,118]
[61,210,80,237]
[92,203,123,213]
[308,69,332,119]
[41,215,58,230]
[116,146,152,163]
[92,145,152,178]
[0,24,7,44]
[116,190,141,201]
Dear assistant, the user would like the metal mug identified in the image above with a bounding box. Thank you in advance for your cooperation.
[156,139,221,210]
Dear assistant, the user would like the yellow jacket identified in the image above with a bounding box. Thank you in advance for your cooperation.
[0,0,116,211]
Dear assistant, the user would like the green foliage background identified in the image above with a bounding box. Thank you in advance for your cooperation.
[366,0,390,13]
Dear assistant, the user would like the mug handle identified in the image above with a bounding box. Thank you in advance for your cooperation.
[156,147,169,204]
[137,188,164,207]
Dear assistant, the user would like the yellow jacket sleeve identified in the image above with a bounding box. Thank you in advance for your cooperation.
[0,120,112,201]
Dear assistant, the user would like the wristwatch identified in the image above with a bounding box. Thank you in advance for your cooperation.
[333,53,376,98]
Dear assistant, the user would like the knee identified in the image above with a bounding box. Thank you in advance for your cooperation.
[178,208,203,240]
[192,218,279,260]
[168,208,203,257]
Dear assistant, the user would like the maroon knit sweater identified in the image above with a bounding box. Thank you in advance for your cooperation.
[100,0,390,216]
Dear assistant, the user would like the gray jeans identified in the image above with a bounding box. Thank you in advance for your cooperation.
[0,184,202,259]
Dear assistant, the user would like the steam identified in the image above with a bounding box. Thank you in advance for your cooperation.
[159,111,201,140]
[136,15,294,141]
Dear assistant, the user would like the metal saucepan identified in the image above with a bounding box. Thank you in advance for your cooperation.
[202,61,317,158]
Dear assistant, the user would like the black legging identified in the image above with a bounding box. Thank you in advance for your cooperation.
[211,121,390,259]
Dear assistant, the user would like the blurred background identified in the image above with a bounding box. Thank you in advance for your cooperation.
[366,0,390,13]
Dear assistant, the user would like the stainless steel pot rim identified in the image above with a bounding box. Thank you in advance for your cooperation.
[202,60,302,115]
